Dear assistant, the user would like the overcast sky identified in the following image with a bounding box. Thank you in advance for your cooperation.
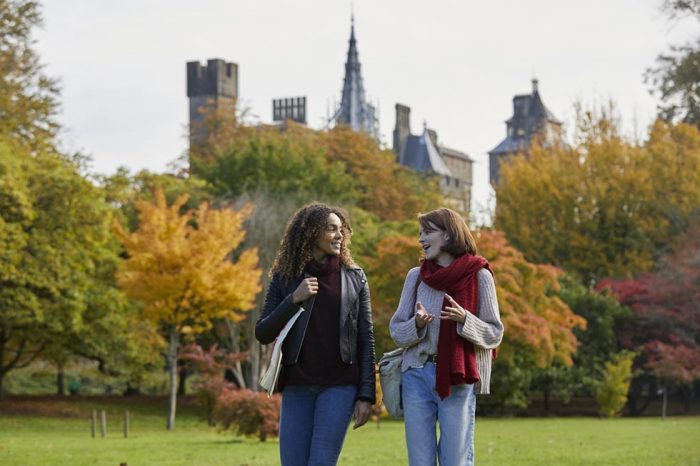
[37,0,697,218]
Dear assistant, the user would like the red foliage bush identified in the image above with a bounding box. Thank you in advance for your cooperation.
[180,344,246,425]
[214,388,281,441]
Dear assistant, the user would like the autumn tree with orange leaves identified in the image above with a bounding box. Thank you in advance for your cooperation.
[476,229,588,412]
[322,127,443,221]
[367,228,588,367]
[113,188,262,430]
[477,230,587,368]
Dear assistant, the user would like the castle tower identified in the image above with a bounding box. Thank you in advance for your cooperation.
[393,104,474,215]
[186,58,238,146]
[488,79,563,186]
[393,103,411,163]
[329,17,379,140]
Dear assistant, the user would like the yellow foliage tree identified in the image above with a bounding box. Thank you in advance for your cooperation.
[496,116,700,283]
[476,230,587,368]
[113,188,262,430]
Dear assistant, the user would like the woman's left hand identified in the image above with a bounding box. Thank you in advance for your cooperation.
[352,400,372,429]
[440,293,468,323]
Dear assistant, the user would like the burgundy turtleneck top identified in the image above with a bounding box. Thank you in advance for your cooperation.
[280,255,359,388]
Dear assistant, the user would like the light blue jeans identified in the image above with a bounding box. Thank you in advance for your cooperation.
[279,384,356,466]
[402,363,476,466]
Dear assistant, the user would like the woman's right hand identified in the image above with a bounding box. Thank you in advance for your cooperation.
[292,277,319,304]
[415,302,434,329]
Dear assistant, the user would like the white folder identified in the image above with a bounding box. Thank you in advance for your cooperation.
[259,307,305,397]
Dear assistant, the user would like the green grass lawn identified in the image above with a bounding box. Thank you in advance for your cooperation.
[0,397,699,465]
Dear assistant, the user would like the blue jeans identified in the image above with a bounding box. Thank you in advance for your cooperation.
[402,363,476,466]
[280,384,357,466]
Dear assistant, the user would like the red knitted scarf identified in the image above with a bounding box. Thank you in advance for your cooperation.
[420,254,491,399]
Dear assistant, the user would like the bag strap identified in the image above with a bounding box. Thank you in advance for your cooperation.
[411,268,421,316]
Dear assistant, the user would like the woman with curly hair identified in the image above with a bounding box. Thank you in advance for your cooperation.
[256,203,376,466]
[390,208,504,466]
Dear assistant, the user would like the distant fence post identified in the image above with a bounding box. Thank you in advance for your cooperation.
[91,410,96,438]
[100,410,107,438]
[124,410,129,438]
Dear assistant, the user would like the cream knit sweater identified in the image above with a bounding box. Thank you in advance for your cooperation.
[389,266,504,395]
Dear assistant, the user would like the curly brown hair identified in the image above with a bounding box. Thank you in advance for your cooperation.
[270,203,356,280]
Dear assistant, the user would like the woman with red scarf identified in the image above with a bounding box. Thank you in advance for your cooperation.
[390,208,504,466]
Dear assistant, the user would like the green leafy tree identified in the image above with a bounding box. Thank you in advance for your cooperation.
[528,278,632,413]
[646,39,700,127]
[0,139,125,395]
[192,122,353,203]
[0,0,59,151]
[646,0,700,127]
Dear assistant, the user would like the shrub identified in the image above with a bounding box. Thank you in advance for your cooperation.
[214,388,281,441]
[180,344,245,425]
[596,351,635,417]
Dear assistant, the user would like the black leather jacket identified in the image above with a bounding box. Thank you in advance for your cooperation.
[255,265,376,403]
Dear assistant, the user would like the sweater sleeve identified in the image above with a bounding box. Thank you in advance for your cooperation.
[457,269,504,349]
[389,267,426,348]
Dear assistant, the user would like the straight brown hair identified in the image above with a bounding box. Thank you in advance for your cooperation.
[418,208,477,257]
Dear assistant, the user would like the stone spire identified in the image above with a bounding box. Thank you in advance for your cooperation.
[330,16,379,140]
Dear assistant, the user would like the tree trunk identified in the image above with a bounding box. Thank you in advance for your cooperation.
[682,385,692,413]
[166,327,180,430]
[57,364,65,396]
[246,311,261,390]
[177,366,187,396]
[662,383,668,420]
[0,370,5,399]
[226,320,246,389]
[627,378,652,416]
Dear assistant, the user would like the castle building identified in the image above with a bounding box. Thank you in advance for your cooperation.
[393,104,473,214]
[488,79,563,186]
[329,17,379,140]
[186,58,238,146]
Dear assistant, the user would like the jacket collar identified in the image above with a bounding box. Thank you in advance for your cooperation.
[339,265,361,328]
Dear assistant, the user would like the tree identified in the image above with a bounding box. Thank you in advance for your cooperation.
[180,343,246,425]
[598,222,700,415]
[113,188,262,429]
[191,122,353,204]
[363,234,423,356]
[495,113,700,283]
[191,118,444,223]
[0,0,59,151]
[189,118,444,386]
[478,230,587,368]
[558,277,631,373]
[596,351,635,417]
[662,0,700,16]
[364,227,587,412]
[645,1,700,127]
[646,39,700,128]
[0,138,125,395]
[476,230,587,413]
[525,279,632,414]
[322,127,443,221]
